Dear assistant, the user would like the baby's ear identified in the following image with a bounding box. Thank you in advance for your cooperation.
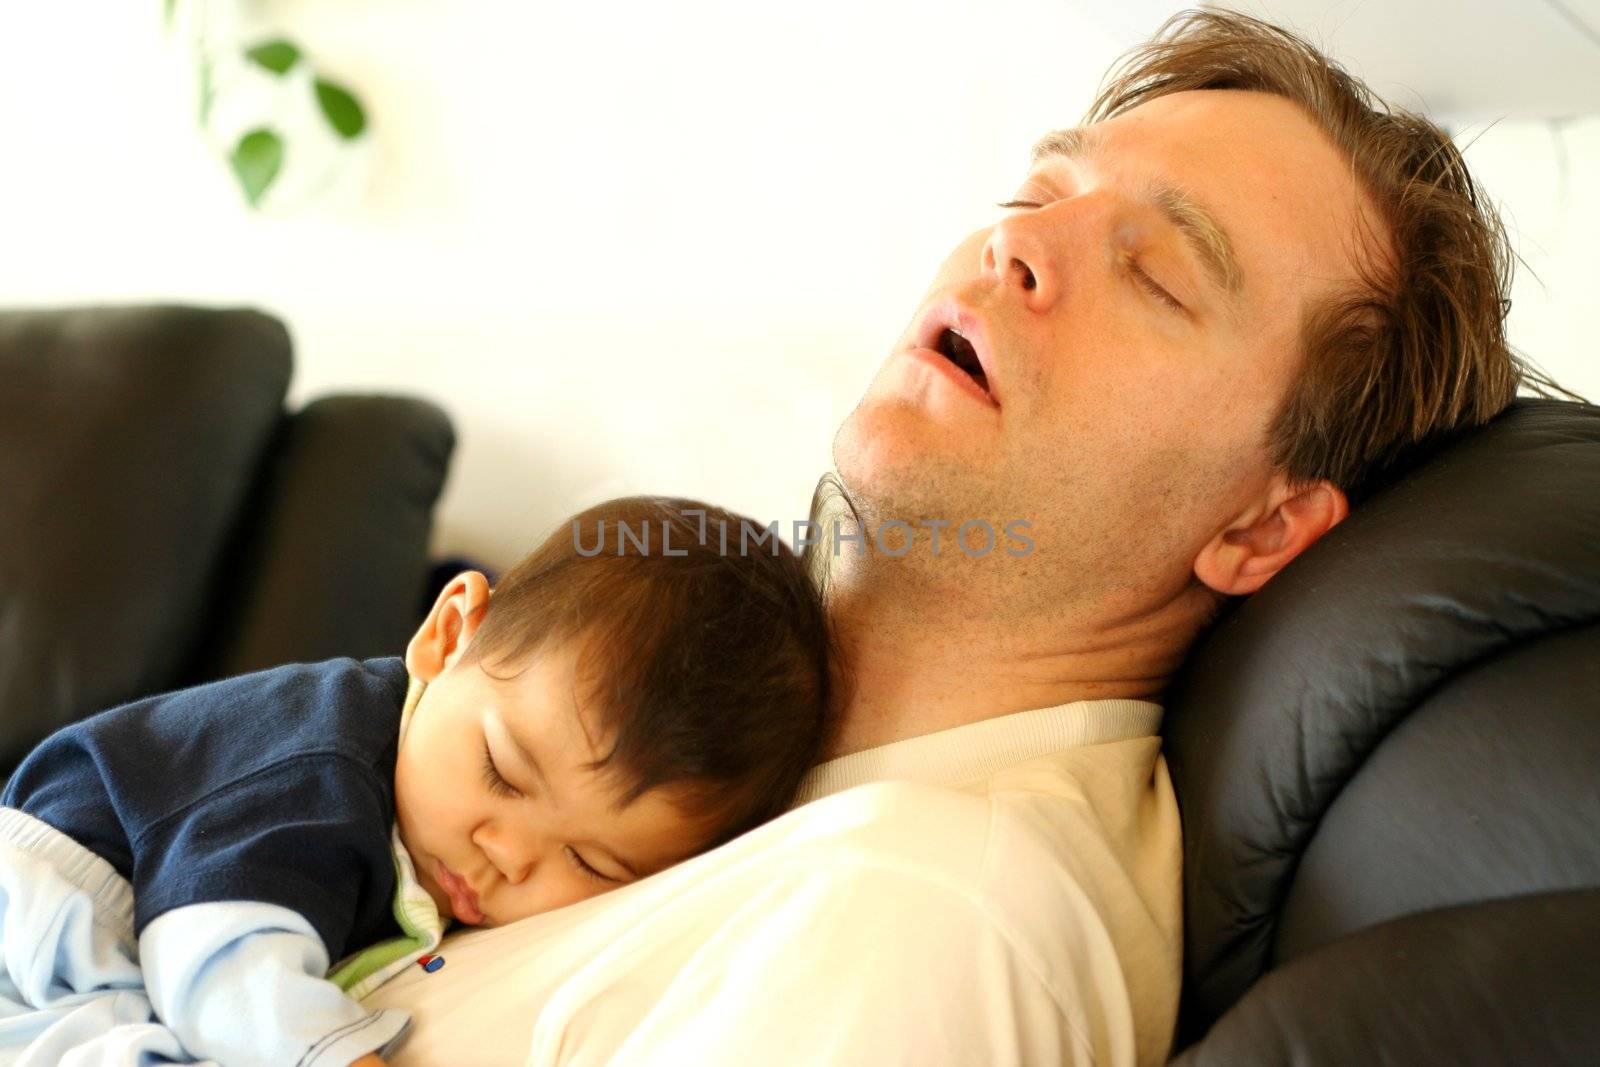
[406,571,492,681]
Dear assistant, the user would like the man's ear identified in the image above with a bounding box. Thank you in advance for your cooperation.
[1193,477,1349,597]
[406,571,493,682]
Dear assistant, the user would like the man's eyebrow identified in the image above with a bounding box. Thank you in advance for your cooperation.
[1028,126,1246,304]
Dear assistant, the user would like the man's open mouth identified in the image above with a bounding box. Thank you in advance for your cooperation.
[935,327,991,397]
[913,300,1000,406]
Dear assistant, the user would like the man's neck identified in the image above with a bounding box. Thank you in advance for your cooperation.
[819,565,1212,761]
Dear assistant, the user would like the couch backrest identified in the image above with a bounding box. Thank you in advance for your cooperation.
[178,392,456,684]
[0,305,292,772]
[0,305,456,781]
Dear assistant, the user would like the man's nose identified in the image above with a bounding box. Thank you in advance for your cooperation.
[984,233,1040,292]
[982,211,1060,311]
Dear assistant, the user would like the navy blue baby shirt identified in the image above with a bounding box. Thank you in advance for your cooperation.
[1,657,409,963]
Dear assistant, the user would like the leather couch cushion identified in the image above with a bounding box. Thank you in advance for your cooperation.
[1274,620,1600,964]
[1162,398,1600,1030]
[181,393,457,683]
[0,305,291,772]
[1170,888,1600,1067]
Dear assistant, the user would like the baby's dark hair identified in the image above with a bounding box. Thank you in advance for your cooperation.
[463,495,836,850]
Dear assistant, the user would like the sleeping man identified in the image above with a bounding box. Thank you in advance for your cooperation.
[356,8,1543,1065]
[0,7,1541,1066]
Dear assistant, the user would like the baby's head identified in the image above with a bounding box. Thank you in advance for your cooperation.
[394,496,835,927]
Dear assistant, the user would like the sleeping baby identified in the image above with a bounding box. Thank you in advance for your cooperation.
[0,495,835,1067]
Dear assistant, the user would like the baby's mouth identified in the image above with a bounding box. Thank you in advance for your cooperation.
[421,872,453,921]
[435,861,486,925]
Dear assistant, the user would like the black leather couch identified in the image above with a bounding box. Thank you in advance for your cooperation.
[0,305,456,781]
[1165,397,1600,1064]
[5,305,1594,1063]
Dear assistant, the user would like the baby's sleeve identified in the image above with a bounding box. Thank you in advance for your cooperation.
[130,753,397,962]
[139,899,412,1067]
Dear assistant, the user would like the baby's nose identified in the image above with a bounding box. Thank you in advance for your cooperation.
[478,825,539,884]
[499,836,539,884]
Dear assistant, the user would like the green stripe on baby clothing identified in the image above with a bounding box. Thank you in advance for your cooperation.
[329,673,444,998]
[328,823,445,997]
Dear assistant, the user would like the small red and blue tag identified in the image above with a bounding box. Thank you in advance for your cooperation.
[417,954,445,973]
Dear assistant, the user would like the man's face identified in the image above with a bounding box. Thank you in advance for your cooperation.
[394,638,707,927]
[832,89,1384,609]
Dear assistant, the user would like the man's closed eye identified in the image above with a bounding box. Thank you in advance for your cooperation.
[995,198,1187,313]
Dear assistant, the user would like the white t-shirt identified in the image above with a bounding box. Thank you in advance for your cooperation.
[366,698,1181,1066]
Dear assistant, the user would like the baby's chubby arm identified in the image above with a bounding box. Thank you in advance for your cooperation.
[139,900,413,1067]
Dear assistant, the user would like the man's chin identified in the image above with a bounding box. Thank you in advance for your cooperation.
[834,419,984,526]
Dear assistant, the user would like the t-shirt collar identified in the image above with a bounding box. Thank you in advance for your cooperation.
[793,698,1163,806]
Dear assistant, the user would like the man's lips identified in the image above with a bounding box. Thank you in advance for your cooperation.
[911,297,1000,407]
[905,345,1000,408]
[436,861,485,925]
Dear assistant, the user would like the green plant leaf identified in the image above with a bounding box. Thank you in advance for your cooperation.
[163,0,178,28]
[197,54,214,125]
[230,128,284,208]
[246,39,302,76]
[314,78,367,140]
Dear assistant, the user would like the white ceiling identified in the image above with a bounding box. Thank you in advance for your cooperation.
[1078,0,1600,123]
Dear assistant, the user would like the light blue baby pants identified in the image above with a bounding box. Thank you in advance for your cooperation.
[0,807,209,1066]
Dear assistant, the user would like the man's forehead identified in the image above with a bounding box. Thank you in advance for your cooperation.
[1034,91,1320,212]
[1028,124,1105,170]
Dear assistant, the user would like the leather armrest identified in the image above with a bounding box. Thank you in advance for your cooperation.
[1170,888,1600,1066]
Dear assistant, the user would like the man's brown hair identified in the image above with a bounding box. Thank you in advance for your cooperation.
[466,496,835,850]
[1086,6,1584,502]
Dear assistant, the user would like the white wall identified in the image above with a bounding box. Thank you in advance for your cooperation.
[3,2,1593,570]
[1461,116,1599,405]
